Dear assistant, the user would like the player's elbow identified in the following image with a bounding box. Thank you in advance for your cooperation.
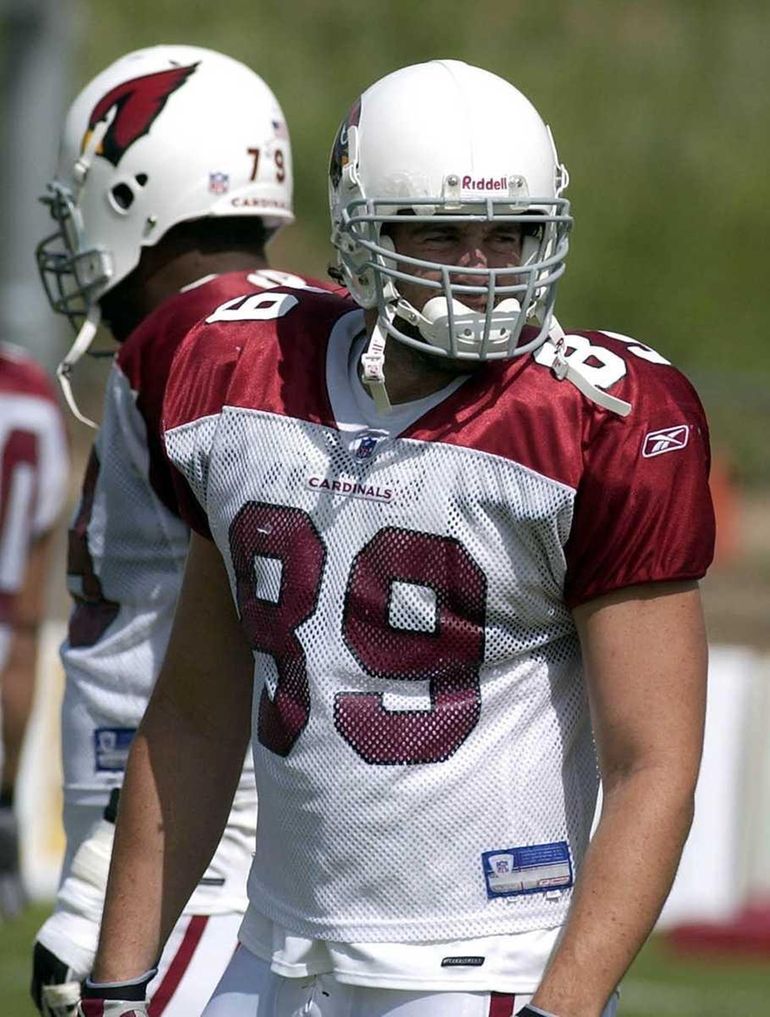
[602,752,700,841]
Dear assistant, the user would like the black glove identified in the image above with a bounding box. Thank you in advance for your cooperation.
[30,941,83,1016]
[518,1007,560,1017]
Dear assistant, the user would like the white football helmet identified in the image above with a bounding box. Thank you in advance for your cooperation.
[329,60,571,376]
[37,45,294,422]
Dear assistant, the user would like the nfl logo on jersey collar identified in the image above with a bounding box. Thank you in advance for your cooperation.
[350,429,386,461]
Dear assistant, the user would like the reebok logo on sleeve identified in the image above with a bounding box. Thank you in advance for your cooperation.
[642,425,690,458]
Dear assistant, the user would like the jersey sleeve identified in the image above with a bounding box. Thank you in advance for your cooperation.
[162,322,246,539]
[563,366,715,607]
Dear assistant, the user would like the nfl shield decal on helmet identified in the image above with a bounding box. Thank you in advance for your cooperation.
[209,171,230,194]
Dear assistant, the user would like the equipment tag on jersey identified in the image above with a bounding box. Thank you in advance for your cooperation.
[94,727,136,771]
[481,841,573,899]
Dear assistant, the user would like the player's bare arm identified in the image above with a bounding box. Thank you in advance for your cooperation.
[531,580,707,1017]
[92,532,253,982]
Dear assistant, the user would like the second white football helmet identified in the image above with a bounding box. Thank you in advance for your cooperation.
[329,60,571,365]
[37,45,294,421]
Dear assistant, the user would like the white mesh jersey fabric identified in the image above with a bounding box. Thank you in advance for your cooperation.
[165,317,600,943]
[59,273,333,816]
[57,271,336,919]
[58,363,255,915]
[60,361,195,802]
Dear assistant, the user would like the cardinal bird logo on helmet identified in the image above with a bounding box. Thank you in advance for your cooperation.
[329,96,362,189]
[81,63,198,167]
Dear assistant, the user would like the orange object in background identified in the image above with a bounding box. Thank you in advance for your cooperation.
[709,452,740,565]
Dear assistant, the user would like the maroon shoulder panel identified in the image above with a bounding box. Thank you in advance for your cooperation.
[405,352,586,490]
[408,329,715,605]
[163,285,355,536]
[117,271,346,520]
[563,349,714,606]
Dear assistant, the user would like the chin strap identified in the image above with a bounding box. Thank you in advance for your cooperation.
[360,310,632,420]
[546,317,632,417]
[360,309,393,414]
[53,111,116,430]
[56,305,102,429]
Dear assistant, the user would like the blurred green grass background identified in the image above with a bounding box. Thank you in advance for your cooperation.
[73,0,770,483]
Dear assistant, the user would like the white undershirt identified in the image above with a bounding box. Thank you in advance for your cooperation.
[318,328,470,451]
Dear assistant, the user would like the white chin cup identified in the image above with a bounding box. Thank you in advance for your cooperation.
[416,295,522,352]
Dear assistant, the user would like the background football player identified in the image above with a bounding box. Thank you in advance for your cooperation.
[81,60,713,1017]
[30,44,332,1017]
[0,344,68,922]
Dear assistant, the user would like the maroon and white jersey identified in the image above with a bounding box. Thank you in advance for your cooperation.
[56,273,336,928]
[61,268,330,815]
[164,288,714,943]
[0,342,68,672]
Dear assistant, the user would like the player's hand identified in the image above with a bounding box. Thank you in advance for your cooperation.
[518,1006,560,1017]
[75,968,156,1017]
[30,941,84,1016]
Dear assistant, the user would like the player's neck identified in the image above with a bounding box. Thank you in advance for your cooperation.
[103,249,269,341]
[362,309,475,404]
[141,249,269,312]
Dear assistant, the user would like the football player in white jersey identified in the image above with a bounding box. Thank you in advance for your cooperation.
[30,44,333,1017]
[81,61,714,1017]
[0,346,69,920]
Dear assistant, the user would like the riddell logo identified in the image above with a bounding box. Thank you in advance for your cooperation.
[642,425,690,458]
[462,175,508,191]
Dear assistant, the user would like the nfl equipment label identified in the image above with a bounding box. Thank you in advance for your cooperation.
[94,727,136,771]
[482,841,573,899]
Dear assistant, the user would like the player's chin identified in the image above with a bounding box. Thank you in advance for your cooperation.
[437,355,485,378]
[393,320,486,376]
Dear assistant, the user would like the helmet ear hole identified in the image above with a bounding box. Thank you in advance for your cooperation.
[110,183,135,211]
[135,173,148,187]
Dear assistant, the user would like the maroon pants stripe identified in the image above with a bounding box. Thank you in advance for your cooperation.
[489,992,517,1017]
[148,915,209,1016]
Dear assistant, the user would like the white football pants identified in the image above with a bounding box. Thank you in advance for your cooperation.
[148,913,242,1016]
[202,944,621,1017]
